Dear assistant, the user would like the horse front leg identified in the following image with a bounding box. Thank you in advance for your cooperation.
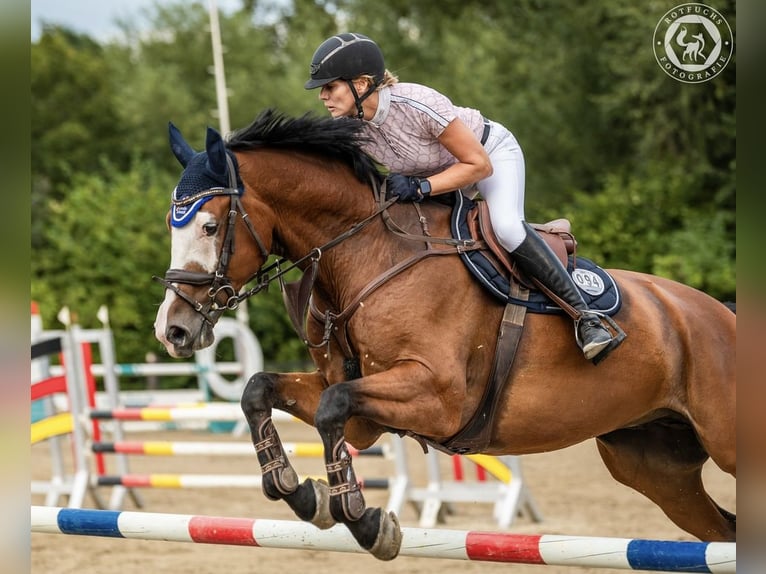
[240,371,335,529]
[314,380,403,561]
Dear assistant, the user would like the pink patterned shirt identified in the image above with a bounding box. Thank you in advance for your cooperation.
[362,83,485,178]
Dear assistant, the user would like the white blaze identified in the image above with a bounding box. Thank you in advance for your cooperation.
[154,211,221,348]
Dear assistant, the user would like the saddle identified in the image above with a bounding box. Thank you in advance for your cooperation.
[451,193,621,316]
[433,194,622,454]
[472,200,575,287]
[391,195,622,455]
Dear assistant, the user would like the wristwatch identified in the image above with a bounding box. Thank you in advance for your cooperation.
[418,178,432,199]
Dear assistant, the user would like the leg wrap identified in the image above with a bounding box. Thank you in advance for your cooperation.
[254,418,299,498]
[325,439,366,521]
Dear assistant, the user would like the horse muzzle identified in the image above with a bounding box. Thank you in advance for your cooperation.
[154,278,221,358]
[162,320,215,358]
[155,308,217,358]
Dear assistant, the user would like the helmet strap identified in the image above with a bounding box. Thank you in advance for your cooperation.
[346,79,378,120]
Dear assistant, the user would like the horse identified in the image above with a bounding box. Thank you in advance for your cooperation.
[153,109,736,560]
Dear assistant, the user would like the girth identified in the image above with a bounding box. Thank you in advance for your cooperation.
[442,285,529,454]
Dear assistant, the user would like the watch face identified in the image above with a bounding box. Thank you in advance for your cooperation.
[419,179,431,196]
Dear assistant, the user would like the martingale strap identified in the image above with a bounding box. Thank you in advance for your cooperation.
[159,171,401,329]
[281,258,321,346]
[305,246,478,356]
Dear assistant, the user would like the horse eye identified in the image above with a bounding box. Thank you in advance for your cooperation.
[203,223,218,236]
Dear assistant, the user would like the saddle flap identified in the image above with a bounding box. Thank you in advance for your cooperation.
[469,203,516,276]
[452,193,622,315]
[473,200,576,282]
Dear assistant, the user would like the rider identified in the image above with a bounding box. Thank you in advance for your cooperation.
[304,32,621,363]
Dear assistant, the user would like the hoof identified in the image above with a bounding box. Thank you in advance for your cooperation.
[368,510,402,561]
[308,479,336,530]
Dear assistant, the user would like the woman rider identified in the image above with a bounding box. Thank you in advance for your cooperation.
[304,32,620,363]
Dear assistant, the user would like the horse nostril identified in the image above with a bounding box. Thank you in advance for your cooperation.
[166,325,190,347]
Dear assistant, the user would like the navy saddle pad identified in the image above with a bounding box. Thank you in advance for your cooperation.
[450,193,622,315]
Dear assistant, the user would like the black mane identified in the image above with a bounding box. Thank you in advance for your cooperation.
[227,109,385,184]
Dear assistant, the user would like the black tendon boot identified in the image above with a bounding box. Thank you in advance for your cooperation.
[512,222,620,362]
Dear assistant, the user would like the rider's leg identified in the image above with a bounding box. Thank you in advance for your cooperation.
[476,121,618,362]
[511,222,615,360]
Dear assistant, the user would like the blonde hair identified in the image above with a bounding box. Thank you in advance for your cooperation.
[380,69,399,88]
[356,69,399,90]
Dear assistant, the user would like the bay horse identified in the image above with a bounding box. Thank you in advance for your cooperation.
[153,110,736,560]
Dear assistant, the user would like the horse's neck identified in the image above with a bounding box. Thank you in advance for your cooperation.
[259,179,387,302]
[302,201,454,313]
[274,197,374,256]
[242,151,373,260]
[243,153,452,311]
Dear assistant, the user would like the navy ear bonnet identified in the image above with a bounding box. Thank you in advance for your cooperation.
[168,123,244,228]
[170,152,243,227]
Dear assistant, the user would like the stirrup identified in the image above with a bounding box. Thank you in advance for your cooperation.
[575,312,626,365]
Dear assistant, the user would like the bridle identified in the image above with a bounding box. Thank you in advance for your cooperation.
[154,153,397,327]
[153,154,270,326]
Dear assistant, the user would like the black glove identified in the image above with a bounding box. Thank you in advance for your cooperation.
[385,174,431,203]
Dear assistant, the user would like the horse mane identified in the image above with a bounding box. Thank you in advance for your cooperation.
[226,108,385,185]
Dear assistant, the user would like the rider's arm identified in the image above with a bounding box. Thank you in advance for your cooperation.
[422,118,492,196]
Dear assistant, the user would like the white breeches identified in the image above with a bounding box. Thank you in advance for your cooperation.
[474,120,527,252]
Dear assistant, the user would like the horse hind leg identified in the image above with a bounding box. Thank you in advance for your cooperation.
[240,373,335,529]
[596,421,736,541]
[314,381,402,560]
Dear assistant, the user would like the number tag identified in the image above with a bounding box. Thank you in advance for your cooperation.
[571,268,605,296]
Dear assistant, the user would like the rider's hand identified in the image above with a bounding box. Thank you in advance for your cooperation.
[385,174,431,203]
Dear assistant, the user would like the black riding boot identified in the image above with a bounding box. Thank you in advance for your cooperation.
[512,222,618,362]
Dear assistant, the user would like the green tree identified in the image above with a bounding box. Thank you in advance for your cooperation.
[107,3,221,172]
[31,26,130,247]
[546,1,736,300]
[544,162,735,300]
[32,163,173,367]
[31,0,736,383]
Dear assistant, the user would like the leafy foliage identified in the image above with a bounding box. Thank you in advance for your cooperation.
[31,0,735,375]
[31,164,172,362]
[31,27,130,249]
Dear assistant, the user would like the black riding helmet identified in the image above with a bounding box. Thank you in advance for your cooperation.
[304,33,385,118]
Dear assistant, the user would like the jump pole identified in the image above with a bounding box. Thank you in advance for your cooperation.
[91,440,385,458]
[31,506,735,573]
[93,474,391,490]
[89,404,264,422]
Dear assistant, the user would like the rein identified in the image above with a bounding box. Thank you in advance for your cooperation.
[156,153,483,355]
[154,160,399,326]
[298,183,485,353]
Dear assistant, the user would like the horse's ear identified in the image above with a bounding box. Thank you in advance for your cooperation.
[205,126,228,177]
[168,122,195,167]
